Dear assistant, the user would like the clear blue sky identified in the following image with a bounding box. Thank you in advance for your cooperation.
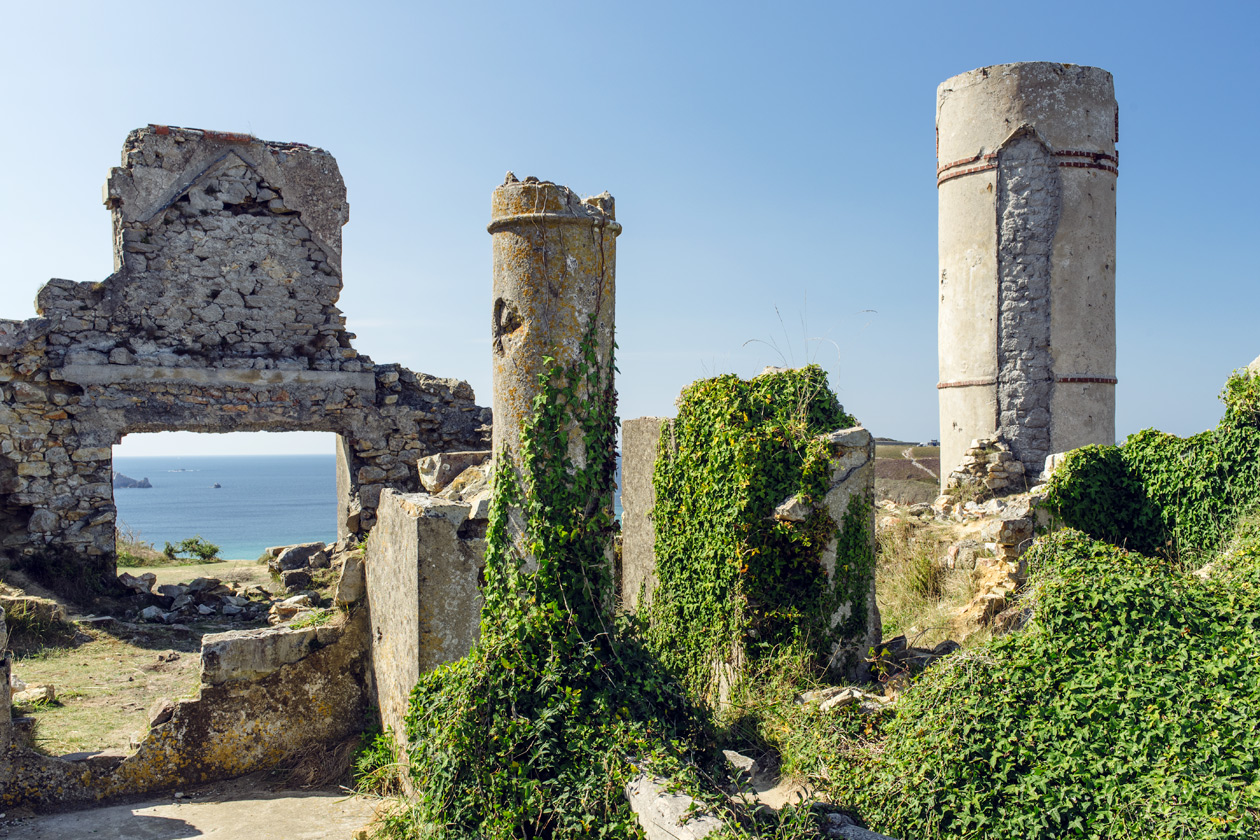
[2,1,1256,456]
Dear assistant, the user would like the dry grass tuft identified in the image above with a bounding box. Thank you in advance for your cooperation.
[875,515,975,648]
[279,736,360,789]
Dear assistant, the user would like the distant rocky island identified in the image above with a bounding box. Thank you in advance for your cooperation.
[112,472,152,489]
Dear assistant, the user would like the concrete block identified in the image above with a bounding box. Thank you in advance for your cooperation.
[366,489,483,743]
[620,417,669,611]
[200,624,336,685]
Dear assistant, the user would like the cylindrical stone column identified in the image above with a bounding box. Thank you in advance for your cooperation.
[936,62,1117,488]
[488,174,619,468]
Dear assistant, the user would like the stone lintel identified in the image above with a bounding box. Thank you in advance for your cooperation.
[61,364,376,394]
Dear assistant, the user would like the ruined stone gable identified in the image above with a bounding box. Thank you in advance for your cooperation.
[0,126,490,596]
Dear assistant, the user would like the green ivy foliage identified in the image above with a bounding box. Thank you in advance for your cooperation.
[392,317,704,840]
[824,528,1260,840]
[644,365,870,701]
[1045,370,1260,562]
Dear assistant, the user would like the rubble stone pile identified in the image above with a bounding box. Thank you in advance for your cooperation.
[942,436,1028,498]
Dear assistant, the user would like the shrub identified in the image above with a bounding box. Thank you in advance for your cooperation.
[644,365,869,701]
[1045,369,1260,563]
[161,536,221,564]
[822,529,1260,839]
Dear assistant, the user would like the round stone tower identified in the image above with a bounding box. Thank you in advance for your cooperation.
[487,174,619,466]
[936,62,1117,488]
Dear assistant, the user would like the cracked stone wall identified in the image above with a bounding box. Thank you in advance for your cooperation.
[995,132,1060,472]
[0,126,490,594]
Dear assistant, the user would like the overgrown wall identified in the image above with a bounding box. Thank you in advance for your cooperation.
[628,366,880,701]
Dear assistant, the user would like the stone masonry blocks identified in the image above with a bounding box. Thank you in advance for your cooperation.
[0,127,490,592]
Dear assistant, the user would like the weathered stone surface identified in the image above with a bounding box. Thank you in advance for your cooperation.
[0,127,490,593]
[366,489,482,743]
[272,542,326,572]
[620,417,668,611]
[944,436,1030,501]
[138,605,168,622]
[117,571,156,595]
[12,683,56,705]
[435,462,490,503]
[818,426,880,682]
[817,687,890,715]
[937,63,1117,488]
[334,549,366,605]
[625,773,722,840]
[417,450,491,493]
[489,175,618,475]
[773,495,812,522]
[0,610,369,811]
[200,624,334,685]
[279,569,311,590]
[822,426,873,449]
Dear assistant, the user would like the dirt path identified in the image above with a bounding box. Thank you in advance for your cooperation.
[901,447,939,480]
[0,773,380,839]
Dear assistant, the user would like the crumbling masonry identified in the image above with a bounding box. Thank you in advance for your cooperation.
[0,126,490,592]
[937,63,1117,485]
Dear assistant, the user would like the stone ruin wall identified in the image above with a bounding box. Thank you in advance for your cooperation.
[619,412,880,683]
[0,126,490,593]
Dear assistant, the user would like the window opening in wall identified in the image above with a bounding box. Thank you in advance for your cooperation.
[6,431,339,760]
[112,431,338,564]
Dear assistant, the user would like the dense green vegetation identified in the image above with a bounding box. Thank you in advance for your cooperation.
[819,527,1260,839]
[1043,371,1260,561]
[644,365,866,700]
[374,359,1259,839]
[380,319,706,839]
[748,369,1260,839]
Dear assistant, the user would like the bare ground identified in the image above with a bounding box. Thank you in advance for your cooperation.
[6,560,276,757]
[0,771,379,839]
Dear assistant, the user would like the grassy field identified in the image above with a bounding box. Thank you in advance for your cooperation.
[874,445,940,504]
[8,560,275,756]
[125,559,274,591]
[10,622,204,755]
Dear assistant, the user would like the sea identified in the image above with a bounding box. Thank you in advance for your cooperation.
[112,455,337,561]
[112,454,624,561]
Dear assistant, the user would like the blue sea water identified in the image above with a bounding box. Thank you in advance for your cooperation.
[111,455,337,561]
[112,453,624,561]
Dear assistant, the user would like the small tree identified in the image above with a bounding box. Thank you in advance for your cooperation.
[162,536,221,563]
